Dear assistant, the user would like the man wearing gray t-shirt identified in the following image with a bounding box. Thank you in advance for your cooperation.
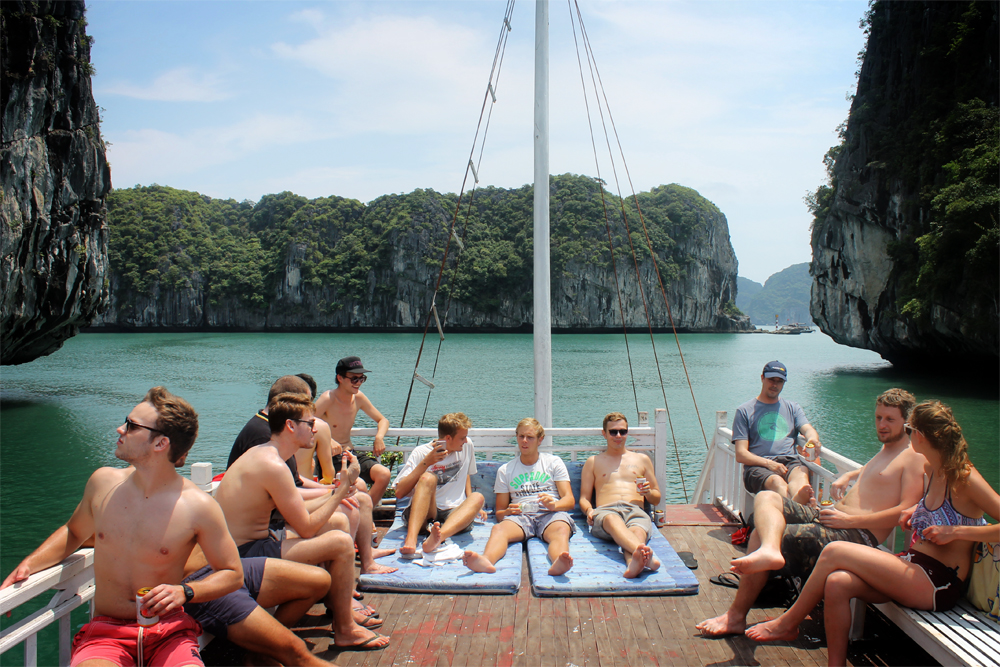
[733,361,821,504]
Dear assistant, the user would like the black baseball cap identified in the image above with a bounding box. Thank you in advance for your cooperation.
[762,360,787,380]
[336,356,371,376]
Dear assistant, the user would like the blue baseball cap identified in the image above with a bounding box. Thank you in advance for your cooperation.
[762,360,787,380]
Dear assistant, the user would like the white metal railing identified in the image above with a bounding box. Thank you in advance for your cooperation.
[1,409,671,662]
[351,407,670,512]
[0,549,95,667]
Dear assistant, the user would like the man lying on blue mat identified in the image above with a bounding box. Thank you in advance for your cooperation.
[580,412,663,578]
[393,412,487,557]
[463,418,577,576]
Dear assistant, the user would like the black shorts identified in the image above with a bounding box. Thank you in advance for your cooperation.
[183,557,267,639]
[237,529,284,559]
[778,497,878,579]
[332,451,382,486]
[743,455,806,494]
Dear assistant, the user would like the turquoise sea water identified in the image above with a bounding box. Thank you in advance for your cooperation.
[1,331,997,665]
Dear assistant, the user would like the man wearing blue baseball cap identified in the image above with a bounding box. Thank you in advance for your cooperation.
[731,361,821,504]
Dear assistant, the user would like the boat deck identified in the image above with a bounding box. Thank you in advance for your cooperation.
[202,505,937,666]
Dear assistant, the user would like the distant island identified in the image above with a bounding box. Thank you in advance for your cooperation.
[87,176,751,334]
[737,264,812,326]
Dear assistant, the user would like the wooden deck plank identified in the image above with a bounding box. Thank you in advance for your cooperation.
[255,508,939,667]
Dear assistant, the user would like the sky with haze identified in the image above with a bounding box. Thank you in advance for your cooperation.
[87,0,869,284]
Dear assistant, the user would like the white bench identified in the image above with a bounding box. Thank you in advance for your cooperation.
[871,597,1000,667]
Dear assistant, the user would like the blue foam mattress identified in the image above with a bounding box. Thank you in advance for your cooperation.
[525,514,699,597]
[358,514,521,595]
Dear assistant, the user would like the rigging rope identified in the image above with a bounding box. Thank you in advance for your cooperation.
[569,0,702,500]
[398,0,517,443]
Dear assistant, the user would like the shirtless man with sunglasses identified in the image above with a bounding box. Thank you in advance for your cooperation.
[580,412,662,578]
[313,356,392,505]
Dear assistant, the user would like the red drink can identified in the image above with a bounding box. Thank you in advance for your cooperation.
[136,587,158,626]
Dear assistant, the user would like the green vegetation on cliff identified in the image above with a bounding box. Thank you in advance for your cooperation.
[107,176,721,317]
[807,1,999,337]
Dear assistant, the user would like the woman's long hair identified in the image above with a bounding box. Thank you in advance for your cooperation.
[909,400,973,487]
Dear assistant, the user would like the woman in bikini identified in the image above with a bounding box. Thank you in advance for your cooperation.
[745,400,1000,666]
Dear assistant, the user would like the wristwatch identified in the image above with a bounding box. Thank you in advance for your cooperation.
[181,583,195,603]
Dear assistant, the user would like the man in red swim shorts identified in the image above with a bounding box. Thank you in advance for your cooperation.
[2,387,242,666]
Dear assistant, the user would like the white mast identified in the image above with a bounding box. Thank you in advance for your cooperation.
[533,0,552,428]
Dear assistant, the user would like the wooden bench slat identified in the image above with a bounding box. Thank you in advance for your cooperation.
[874,599,1000,667]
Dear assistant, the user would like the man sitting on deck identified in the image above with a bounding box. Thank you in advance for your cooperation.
[463,417,576,576]
[313,356,394,505]
[1,387,243,667]
[580,412,663,578]
[229,373,395,577]
[215,392,390,651]
[392,412,487,557]
[696,388,926,637]
[733,360,822,504]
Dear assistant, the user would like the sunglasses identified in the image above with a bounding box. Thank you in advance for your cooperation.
[124,417,163,435]
[607,429,628,436]
[347,375,367,385]
[904,424,919,437]
[293,418,317,428]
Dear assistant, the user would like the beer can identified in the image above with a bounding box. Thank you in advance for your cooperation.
[136,587,158,626]
[653,509,665,526]
[803,443,817,462]
[820,499,834,507]
[636,477,647,491]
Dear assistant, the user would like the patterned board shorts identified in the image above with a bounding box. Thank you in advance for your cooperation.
[778,496,878,579]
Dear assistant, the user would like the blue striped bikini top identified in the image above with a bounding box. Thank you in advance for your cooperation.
[909,474,987,547]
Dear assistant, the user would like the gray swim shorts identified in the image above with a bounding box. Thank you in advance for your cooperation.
[743,455,806,494]
[590,502,653,542]
[504,511,576,540]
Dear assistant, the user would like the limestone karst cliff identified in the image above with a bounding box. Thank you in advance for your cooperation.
[89,178,750,332]
[809,1,999,368]
[1,0,110,365]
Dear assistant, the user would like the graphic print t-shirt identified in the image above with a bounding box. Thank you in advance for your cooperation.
[494,453,570,510]
[392,438,478,510]
[732,398,809,458]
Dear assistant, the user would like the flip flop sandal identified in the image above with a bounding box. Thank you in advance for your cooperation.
[356,614,384,630]
[353,590,364,601]
[352,602,378,618]
[709,572,740,589]
[677,551,699,570]
[334,631,389,652]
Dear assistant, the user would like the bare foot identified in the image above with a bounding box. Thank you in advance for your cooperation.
[351,610,383,629]
[696,610,748,637]
[362,562,398,575]
[351,600,377,616]
[333,627,390,650]
[421,522,443,553]
[400,542,417,556]
[548,552,574,576]
[372,547,397,559]
[730,546,784,575]
[745,617,799,642]
[624,545,651,579]
[463,550,497,573]
[792,483,815,507]
[647,551,661,572]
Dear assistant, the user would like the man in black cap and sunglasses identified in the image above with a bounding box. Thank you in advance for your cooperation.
[314,356,392,505]
[580,412,663,578]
